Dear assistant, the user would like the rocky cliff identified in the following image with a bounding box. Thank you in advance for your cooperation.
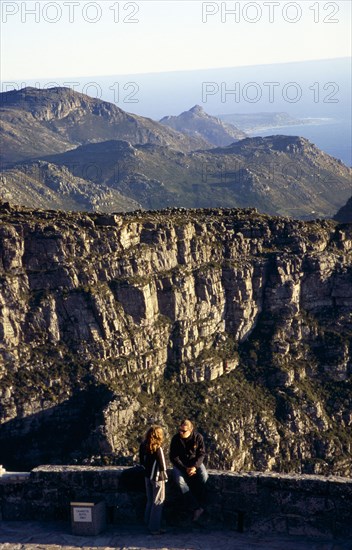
[0,203,351,474]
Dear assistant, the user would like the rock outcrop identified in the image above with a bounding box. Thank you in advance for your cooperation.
[0,204,351,474]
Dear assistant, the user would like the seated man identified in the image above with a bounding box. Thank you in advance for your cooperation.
[169,418,208,521]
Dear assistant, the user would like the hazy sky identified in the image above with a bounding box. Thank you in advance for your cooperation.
[1,0,351,81]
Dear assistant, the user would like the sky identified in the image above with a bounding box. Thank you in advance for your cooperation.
[0,0,351,82]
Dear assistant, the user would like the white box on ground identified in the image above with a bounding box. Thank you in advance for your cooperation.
[70,501,106,535]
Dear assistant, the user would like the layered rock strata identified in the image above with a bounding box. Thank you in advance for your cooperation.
[0,204,351,474]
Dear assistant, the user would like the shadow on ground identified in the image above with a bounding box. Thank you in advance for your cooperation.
[0,520,351,550]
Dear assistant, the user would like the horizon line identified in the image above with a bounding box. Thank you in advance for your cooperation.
[1,56,350,84]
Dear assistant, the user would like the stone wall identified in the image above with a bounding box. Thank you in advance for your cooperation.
[1,466,351,539]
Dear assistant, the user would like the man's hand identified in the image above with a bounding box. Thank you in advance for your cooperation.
[186,467,196,476]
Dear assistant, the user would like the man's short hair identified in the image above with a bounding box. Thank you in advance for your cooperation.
[180,419,194,430]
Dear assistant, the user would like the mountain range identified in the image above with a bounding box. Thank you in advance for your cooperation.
[0,87,351,218]
[0,86,209,166]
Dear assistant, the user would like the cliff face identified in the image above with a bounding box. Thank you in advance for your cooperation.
[0,204,351,474]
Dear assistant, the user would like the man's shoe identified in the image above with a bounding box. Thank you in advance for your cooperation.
[193,507,204,521]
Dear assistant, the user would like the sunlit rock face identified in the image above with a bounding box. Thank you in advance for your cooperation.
[0,204,351,475]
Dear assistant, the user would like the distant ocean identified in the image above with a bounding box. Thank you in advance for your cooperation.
[248,120,351,167]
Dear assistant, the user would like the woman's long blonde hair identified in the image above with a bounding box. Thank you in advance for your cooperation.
[145,425,164,453]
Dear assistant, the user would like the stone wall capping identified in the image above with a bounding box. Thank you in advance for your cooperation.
[24,466,352,482]
[31,465,127,474]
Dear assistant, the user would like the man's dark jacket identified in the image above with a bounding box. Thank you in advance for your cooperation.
[170,430,206,474]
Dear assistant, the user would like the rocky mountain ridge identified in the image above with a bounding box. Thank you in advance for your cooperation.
[0,202,351,475]
[1,135,351,218]
[0,87,209,166]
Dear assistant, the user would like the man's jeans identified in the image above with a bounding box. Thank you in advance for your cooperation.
[172,464,208,508]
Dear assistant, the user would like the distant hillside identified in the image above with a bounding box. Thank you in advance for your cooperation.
[160,105,246,146]
[0,87,210,165]
[2,135,351,218]
[334,196,352,223]
[0,160,140,213]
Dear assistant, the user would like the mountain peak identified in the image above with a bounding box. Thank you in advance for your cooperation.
[160,105,246,147]
[189,104,206,116]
